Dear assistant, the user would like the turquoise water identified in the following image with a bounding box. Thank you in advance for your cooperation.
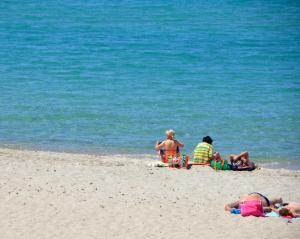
[0,1,299,165]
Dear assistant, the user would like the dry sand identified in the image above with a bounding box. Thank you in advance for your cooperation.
[0,148,299,239]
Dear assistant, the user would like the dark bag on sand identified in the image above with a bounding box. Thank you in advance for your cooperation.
[230,162,256,171]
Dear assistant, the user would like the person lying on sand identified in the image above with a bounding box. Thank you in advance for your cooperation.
[229,151,255,170]
[155,129,184,162]
[225,193,282,212]
[271,202,300,218]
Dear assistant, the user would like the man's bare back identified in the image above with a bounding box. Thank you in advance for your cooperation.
[160,139,182,151]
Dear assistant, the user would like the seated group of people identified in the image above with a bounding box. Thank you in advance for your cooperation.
[225,192,300,218]
[155,129,299,218]
[155,129,255,170]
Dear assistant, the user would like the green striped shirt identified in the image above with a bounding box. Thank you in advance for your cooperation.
[193,142,213,163]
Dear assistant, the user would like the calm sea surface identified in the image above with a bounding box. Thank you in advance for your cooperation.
[0,1,299,167]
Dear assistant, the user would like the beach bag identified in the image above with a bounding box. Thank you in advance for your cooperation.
[210,160,230,170]
[240,200,265,217]
[171,156,183,168]
[166,155,189,169]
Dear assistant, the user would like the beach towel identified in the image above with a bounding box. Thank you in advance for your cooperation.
[266,211,300,220]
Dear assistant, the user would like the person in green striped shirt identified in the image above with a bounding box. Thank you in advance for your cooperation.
[193,136,215,163]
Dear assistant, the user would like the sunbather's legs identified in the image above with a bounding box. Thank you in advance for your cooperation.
[239,151,249,165]
[229,154,237,163]
[230,151,250,165]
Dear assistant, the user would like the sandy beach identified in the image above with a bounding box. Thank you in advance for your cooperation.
[0,148,299,239]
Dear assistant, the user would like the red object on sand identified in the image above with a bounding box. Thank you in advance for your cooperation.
[186,155,189,169]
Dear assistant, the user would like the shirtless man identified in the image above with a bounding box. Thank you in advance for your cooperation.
[271,203,300,218]
[229,151,255,169]
[224,193,282,212]
[155,129,184,161]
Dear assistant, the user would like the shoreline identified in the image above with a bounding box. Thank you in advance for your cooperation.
[1,144,300,171]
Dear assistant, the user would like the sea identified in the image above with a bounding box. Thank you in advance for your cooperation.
[0,0,299,169]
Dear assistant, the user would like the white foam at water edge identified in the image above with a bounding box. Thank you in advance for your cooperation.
[259,160,300,171]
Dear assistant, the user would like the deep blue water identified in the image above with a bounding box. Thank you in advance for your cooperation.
[0,1,299,164]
